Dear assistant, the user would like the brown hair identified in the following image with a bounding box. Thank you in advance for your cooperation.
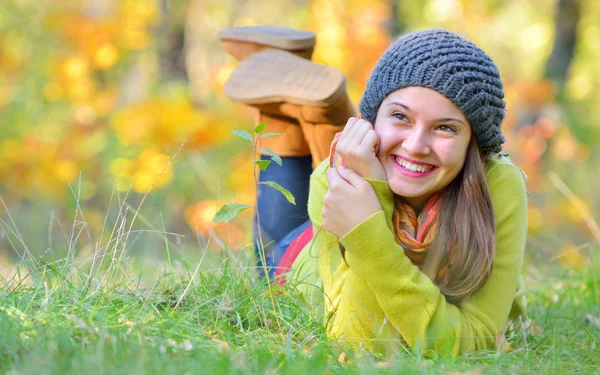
[420,136,496,304]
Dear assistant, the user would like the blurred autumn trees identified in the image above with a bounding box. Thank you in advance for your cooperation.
[544,0,579,92]
[0,0,599,267]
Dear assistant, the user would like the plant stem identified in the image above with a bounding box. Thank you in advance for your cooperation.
[253,135,282,333]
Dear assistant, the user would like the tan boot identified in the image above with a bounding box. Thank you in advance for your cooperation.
[224,50,356,168]
[219,25,316,61]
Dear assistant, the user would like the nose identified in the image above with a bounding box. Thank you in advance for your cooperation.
[402,127,431,156]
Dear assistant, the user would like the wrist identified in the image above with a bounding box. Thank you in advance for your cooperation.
[340,210,386,247]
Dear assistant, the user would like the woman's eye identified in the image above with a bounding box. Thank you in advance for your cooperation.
[392,112,408,121]
[437,124,456,133]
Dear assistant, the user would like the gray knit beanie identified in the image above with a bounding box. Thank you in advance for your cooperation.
[359,29,506,154]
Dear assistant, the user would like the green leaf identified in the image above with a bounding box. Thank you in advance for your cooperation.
[232,130,253,144]
[259,148,282,167]
[260,132,281,139]
[254,160,271,171]
[254,123,266,134]
[260,181,296,205]
[212,203,251,223]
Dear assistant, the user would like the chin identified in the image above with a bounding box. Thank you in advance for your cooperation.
[388,180,419,197]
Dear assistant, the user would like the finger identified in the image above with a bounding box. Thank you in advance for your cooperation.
[339,117,363,145]
[326,167,342,186]
[340,119,371,152]
[358,129,380,155]
[337,166,365,187]
[340,117,359,139]
[328,166,353,192]
[351,120,373,145]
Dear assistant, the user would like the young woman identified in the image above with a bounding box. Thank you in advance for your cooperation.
[222,27,528,355]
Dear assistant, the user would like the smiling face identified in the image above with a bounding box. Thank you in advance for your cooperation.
[374,86,472,212]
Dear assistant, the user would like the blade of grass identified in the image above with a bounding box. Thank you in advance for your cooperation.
[548,171,600,246]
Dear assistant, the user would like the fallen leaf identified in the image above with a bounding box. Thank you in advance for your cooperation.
[532,322,544,335]
[585,314,600,327]
[220,295,234,312]
[181,340,193,351]
[63,314,87,329]
[212,338,230,353]
[499,340,514,353]
[374,360,391,368]
[519,318,544,335]
[495,330,514,353]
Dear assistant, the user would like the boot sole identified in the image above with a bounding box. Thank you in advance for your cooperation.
[219,25,316,51]
[224,50,346,107]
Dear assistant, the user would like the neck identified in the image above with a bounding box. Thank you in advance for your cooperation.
[401,195,431,215]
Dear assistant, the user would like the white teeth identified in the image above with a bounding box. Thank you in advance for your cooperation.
[394,156,433,173]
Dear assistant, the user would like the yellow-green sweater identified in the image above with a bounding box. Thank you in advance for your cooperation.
[291,154,528,355]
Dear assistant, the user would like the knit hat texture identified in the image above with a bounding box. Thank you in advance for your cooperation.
[358,29,506,154]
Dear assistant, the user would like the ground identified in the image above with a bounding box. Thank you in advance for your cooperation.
[1,251,598,374]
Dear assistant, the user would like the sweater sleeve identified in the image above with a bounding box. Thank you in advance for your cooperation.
[306,160,338,299]
[337,162,528,355]
[307,159,396,301]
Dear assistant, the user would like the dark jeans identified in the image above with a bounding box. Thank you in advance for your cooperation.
[253,155,313,277]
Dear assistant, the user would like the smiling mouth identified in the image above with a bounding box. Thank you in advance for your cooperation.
[393,156,436,173]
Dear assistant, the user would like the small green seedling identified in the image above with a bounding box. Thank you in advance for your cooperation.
[212,123,295,223]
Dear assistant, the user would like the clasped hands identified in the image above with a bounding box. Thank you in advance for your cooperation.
[322,118,387,239]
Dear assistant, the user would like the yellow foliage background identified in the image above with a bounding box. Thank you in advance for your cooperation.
[0,0,599,271]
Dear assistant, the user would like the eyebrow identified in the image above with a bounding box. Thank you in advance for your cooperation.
[385,101,467,126]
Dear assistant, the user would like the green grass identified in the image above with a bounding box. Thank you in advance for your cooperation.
[1,248,599,375]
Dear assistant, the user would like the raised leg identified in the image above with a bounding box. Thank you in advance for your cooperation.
[254,155,313,277]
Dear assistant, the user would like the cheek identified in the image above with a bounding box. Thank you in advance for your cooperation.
[440,144,468,172]
[376,137,392,156]
[376,138,399,162]
[374,125,399,157]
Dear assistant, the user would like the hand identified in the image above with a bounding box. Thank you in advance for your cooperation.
[335,117,386,181]
[322,166,382,238]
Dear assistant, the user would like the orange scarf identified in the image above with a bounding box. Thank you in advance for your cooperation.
[329,133,453,286]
